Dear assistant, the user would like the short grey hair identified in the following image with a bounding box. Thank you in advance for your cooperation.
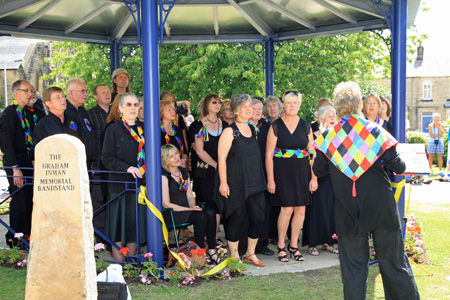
[432,112,441,119]
[333,81,362,119]
[263,95,283,115]
[230,94,251,113]
[66,78,86,93]
[317,106,336,121]
[12,80,30,92]
[118,92,139,107]
[251,97,263,107]
[282,91,302,104]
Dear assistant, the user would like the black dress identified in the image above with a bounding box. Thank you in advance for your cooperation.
[272,118,312,207]
[162,168,192,224]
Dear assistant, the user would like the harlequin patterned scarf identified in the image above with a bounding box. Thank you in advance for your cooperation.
[122,118,146,174]
[313,114,398,197]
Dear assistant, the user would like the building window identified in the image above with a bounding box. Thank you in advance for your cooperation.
[422,81,432,100]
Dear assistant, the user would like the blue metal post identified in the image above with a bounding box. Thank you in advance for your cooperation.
[391,0,407,229]
[142,0,163,272]
[110,39,121,73]
[264,39,274,97]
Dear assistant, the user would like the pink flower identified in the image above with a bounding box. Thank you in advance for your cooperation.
[218,247,227,255]
[144,252,153,259]
[22,259,27,264]
[14,232,24,239]
[17,261,22,267]
[94,243,105,251]
[332,233,338,240]
[140,274,148,284]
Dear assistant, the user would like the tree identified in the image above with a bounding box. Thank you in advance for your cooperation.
[44,31,410,120]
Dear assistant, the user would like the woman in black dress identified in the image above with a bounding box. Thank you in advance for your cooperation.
[161,144,220,264]
[363,93,392,133]
[101,93,146,261]
[191,94,223,243]
[160,100,188,168]
[216,94,266,266]
[302,105,338,256]
[266,90,318,262]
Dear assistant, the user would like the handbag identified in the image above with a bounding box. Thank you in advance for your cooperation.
[97,268,128,300]
[434,139,439,145]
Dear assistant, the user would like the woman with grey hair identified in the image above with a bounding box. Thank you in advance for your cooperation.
[101,93,146,261]
[302,105,338,256]
[264,95,283,124]
[266,90,317,262]
[427,112,444,172]
[216,94,266,266]
[313,82,419,299]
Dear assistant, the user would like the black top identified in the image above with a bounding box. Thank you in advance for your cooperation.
[33,112,81,146]
[253,119,269,169]
[272,117,310,149]
[65,100,96,162]
[87,105,108,167]
[162,167,190,208]
[101,121,145,193]
[0,104,44,166]
[313,147,405,235]
[215,123,266,219]
[160,124,187,155]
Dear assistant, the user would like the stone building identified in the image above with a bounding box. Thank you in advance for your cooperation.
[406,53,450,132]
[0,37,51,109]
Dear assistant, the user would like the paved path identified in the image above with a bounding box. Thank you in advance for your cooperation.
[1,168,448,276]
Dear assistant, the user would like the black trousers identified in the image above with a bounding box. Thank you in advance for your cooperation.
[5,175,33,246]
[224,193,265,242]
[188,207,216,249]
[339,229,420,300]
[256,191,272,250]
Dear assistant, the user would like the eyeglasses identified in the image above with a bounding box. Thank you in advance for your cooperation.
[74,89,88,94]
[16,88,36,95]
[125,102,139,107]
[211,101,220,105]
[50,95,66,101]
[283,90,300,96]
[223,107,232,111]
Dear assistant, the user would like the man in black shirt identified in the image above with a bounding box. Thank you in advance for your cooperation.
[65,78,95,162]
[0,80,43,246]
[33,87,80,145]
[87,84,111,236]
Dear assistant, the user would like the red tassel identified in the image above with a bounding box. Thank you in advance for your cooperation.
[352,181,357,197]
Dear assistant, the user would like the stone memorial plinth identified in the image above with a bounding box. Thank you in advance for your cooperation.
[25,134,97,300]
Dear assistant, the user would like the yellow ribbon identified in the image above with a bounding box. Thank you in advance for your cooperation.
[138,186,236,277]
[391,179,406,203]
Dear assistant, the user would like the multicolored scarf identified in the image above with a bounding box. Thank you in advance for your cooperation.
[274,147,312,159]
[122,118,146,174]
[197,125,209,142]
[15,105,37,150]
[161,125,184,156]
[313,114,397,197]
[178,176,189,192]
[83,118,92,132]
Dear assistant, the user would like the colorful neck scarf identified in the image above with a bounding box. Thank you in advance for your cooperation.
[274,147,312,159]
[197,125,209,142]
[15,105,37,150]
[313,114,397,197]
[161,125,184,156]
[122,118,146,174]
[178,175,189,192]
[83,118,92,132]
[235,119,249,125]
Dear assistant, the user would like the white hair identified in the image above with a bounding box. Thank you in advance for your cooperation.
[66,77,86,93]
[317,105,336,121]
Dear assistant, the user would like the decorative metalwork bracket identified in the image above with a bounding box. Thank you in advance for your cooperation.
[243,40,286,69]
[159,0,179,44]
[370,0,393,31]
[122,0,141,45]
[274,41,287,60]
[371,29,392,55]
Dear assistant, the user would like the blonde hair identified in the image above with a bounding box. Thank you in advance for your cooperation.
[333,81,362,119]
[362,93,381,117]
[282,91,302,105]
[263,95,283,116]
[219,99,231,117]
[160,99,175,121]
[161,144,179,171]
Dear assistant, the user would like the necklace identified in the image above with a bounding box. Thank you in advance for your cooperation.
[207,116,218,123]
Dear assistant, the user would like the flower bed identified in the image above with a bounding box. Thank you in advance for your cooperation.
[404,215,429,264]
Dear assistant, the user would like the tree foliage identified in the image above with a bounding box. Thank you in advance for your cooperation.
[44,31,398,120]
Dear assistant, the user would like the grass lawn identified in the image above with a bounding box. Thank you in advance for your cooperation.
[1,187,448,299]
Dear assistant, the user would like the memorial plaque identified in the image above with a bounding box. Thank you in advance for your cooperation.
[25,134,97,300]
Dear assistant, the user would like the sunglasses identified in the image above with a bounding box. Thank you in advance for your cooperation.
[125,102,139,107]
[211,101,220,105]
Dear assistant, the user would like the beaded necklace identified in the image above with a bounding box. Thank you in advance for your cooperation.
[122,117,146,174]
[161,125,184,155]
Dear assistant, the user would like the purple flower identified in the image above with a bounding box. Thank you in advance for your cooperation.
[14,232,24,239]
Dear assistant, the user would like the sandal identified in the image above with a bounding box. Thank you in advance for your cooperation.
[308,247,320,256]
[322,244,339,254]
[206,250,222,266]
[244,253,266,267]
[277,246,289,262]
[288,245,305,261]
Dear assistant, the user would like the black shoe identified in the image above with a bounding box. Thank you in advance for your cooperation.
[268,238,278,245]
[256,246,274,256]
